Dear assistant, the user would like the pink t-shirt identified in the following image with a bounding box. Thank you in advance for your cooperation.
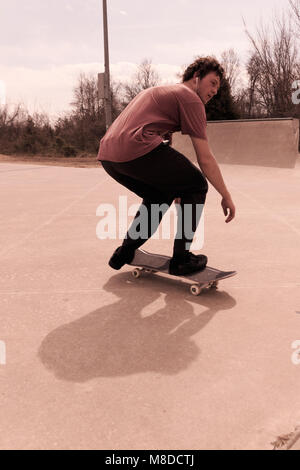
[97,83,207,163]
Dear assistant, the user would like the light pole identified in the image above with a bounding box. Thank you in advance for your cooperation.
[102,0,112,129]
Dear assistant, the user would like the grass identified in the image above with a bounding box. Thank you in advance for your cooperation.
[0,152,101,168]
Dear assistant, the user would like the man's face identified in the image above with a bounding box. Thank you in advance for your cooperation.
[195,72,221,104]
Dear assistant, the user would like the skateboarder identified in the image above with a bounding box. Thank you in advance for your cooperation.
[98,56,236,275]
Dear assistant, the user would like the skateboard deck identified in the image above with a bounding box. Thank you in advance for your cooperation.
[129,249,237,296]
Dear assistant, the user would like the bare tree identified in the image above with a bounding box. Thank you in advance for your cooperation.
[136,59,160,89]
[289,0,300,33]
[245,51,277,117]
[220,48,240,95]
[70,72,102,120]
[244,12,300,117]
[122,59,161,107]
[0,104,22,127]
[233,88,250,118]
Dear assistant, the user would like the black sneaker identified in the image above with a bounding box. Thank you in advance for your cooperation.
[169,252,207,276]
[187,252,208,266]
[108,246,135,270]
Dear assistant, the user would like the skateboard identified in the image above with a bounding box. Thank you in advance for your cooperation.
[129,249,237,296]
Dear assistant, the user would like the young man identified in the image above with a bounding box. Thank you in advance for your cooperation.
[98,56,236,275]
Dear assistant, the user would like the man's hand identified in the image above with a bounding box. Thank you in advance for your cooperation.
[221,196,236,223]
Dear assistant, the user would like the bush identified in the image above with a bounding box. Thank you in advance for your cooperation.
[55,137,64,149]
[21,137,37,154]
[62,145,77,157]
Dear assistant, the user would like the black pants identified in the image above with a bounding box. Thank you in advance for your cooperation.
[100,143,208,256]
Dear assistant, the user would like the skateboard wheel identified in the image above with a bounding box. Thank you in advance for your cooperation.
[132,268,142,278]
[190,285,202,296]
[211,281,219,289]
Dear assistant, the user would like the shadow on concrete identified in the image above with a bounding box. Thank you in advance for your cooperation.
[38,272,236,382]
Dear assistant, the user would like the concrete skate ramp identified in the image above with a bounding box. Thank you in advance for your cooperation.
[173,118,299,168]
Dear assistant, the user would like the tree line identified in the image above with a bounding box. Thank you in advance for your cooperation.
[0,2,299,158]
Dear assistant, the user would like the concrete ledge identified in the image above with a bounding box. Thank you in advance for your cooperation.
[173,118,299,168]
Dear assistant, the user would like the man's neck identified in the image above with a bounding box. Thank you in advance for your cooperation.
[181,80,204,103]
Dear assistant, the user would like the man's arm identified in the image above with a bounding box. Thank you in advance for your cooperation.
[191,136,236,223]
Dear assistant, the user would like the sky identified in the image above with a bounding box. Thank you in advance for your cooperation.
[0,0,292,120]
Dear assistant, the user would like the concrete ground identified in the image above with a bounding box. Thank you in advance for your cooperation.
[0,159,300,450]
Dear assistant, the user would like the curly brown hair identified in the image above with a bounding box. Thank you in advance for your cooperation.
[182,56,224,82]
